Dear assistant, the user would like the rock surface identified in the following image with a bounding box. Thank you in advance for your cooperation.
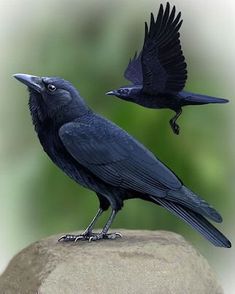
[0,230,223,294]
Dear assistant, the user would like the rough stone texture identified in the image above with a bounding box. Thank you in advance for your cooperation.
[0,230,223,294]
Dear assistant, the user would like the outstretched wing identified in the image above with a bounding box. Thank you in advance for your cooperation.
[124,51,143,85]
[59,115,181,197]
[142,2,187,95]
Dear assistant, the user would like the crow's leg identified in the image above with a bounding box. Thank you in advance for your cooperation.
[58,208,104,242]
[89,209,122,242]
[169,108,182,135]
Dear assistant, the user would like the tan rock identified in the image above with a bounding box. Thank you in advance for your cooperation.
[0,230,223,294]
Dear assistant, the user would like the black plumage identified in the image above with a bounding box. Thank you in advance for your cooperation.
[14,73,231,247]
[106,2,229,134]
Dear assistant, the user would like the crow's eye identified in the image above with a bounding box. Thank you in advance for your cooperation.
[119,89,129,94]
[47,84,56,92]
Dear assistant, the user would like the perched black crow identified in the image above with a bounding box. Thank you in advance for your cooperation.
[106,2,229,134]
[14,73,231,247]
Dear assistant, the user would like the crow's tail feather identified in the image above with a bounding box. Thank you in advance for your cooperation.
[150,197,231,248]
[180,91,229,105]
[167,186,222,223]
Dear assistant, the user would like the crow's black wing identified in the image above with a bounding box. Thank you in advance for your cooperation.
[124,51,143,85]
[142,2,187,95]
[59,115,182,197]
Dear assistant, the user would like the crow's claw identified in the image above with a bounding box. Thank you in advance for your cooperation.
[74,235,88,242]
[58,234,77,242]
[58,233,91,242]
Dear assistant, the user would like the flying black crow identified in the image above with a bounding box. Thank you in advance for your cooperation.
[106,2,229,134]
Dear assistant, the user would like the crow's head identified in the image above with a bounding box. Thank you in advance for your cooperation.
[14,74,89,128]
[106,86,140,101]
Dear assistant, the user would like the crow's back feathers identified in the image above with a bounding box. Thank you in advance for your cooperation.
[59,114,182,196]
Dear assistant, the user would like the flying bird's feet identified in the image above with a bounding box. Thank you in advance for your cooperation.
[169,120,180,135]
[89,232,122,242]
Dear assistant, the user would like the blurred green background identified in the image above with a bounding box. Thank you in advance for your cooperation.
[0,0,234,292]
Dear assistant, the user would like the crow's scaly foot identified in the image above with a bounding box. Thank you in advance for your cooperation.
[58,232,92,242]
[58,232,122,242]
[172,123,180,135]
[89,232,122,242]
[170,120,180,135]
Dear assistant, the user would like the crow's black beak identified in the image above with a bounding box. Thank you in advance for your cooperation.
[13,73,43,93]
[105,90,116,96]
